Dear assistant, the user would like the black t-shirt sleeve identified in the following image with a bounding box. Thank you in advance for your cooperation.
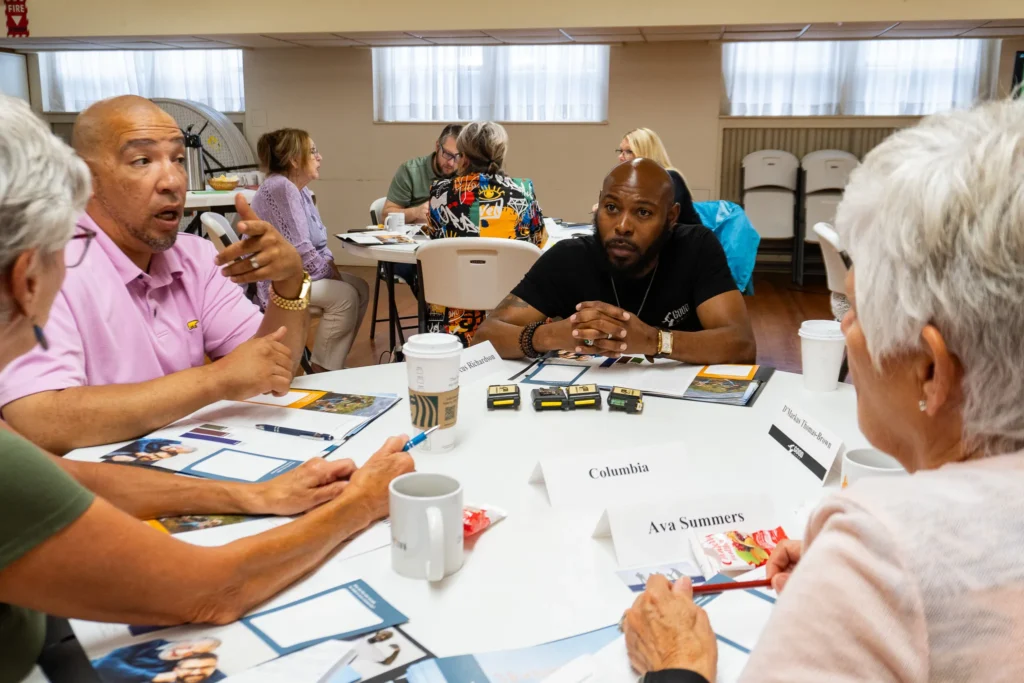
[510,239,583,319]
[692,227,739,306]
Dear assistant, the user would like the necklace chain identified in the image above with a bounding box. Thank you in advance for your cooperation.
[610,263,659,319]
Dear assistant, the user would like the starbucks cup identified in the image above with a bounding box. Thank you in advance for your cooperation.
[404,333,462,452]
[799,320,846,392]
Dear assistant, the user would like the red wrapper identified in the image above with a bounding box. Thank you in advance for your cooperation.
[699,526,788,570]
[463,504,507,538]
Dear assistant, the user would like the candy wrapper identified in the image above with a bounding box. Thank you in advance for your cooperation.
[690,526,788,574]
[463,504,507,538]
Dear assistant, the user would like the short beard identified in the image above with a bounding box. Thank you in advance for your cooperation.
[130,223,177,253]
[594,216,672,278]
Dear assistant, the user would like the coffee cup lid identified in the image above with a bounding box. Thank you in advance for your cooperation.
[403,333,463,358]
[799,319,844,340]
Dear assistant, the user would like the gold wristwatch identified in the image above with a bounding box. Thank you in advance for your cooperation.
[270,272,312,311]
[656,329,673,357]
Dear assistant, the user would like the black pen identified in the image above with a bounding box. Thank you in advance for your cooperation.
[255,424,334,441]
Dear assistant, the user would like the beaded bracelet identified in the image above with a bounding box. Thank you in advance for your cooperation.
[519,321,544,359]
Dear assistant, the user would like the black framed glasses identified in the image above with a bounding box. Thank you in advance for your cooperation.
[66,227,96,269]
[439,149,461,163]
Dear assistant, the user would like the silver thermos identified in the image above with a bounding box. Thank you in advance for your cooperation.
[184,126,206,192]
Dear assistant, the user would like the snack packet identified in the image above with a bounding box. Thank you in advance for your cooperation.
[463,504,508,538]
[692,526,788,573]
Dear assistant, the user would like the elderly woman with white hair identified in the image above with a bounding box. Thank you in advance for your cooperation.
[0,96,414,682]
[621,99,1024,682]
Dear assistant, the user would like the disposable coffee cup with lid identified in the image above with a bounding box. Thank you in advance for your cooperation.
[799,320,846,392]
[404,333,462,452]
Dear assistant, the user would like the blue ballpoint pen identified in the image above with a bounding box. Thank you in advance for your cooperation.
[255,424,334,441]
[402,425,439,451]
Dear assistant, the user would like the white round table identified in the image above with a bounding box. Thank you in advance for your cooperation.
[268,363,865,662]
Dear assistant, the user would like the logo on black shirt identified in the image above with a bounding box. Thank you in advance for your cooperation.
[662,304,690,328]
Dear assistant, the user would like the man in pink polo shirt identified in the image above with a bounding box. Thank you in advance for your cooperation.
[0,96,314,454]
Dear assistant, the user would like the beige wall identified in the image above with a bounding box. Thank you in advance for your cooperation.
[23,0,1024,37]
[243,42,722,264]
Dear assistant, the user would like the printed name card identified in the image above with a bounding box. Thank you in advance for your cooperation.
[458,341,516,386]
[529,445,689,511]
[768,403,844,485]
[593,494,777,567]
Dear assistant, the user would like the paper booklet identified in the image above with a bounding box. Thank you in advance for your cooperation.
[95,391,401,483]
[681,365,775,407]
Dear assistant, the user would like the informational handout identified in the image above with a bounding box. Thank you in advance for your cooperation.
[181,449,303,483]
[244,585,384,654]
[75,580,407,682]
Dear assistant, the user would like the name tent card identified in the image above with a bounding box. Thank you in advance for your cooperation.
[592,494,777,568]
[458,341,518,386]
[529,445,689,511]
[768,403,844,484]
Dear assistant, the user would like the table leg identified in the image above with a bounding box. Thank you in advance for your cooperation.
[385,262,398,351]
[417,260,428,334]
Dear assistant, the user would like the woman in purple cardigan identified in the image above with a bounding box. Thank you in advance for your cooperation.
[251,129,369,371]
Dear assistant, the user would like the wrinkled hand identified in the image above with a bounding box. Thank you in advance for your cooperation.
[214,194,305,294]
[623,575,717,680]
[570,301,658,358]
[766,538,803,593]
[215,326,294,399]
[347,435,416,520]
[251,457,357,516]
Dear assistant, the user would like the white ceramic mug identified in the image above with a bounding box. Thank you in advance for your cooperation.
[390,472,464,581]
[385,213,406,231]
[841,448,907,489]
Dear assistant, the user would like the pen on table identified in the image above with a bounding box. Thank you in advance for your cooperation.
[402,425,439,452]
[691,578,773,595]
[255,424,335,441]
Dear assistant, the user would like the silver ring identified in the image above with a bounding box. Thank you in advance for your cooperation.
[250,257,260,270]
[606,333,613,339]
[583,339,594,347]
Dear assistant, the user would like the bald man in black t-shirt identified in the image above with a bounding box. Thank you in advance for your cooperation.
[474,159,756,364]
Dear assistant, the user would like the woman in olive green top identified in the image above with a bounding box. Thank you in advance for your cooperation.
[0,95,415,682]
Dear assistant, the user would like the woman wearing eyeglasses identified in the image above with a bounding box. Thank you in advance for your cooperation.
[424,121,546,346]
[599,128,702,228]
[251,129,369,371]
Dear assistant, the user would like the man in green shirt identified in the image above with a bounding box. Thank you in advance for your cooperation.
[382,124,463,224]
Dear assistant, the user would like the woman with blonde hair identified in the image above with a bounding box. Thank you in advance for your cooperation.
[251,129,369,371]
[608,128,702,226]
[426,121,545,345]
[621,100,1024,682]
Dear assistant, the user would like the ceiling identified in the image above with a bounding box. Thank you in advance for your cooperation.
[2,20,1023,50]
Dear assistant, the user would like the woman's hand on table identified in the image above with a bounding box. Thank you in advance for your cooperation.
[623,575,717,681]
[766,538,803,593]
[346,435,415,520]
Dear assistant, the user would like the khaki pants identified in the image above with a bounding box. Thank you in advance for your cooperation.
[309,273,370,370]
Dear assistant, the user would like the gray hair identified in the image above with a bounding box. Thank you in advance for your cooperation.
[0,94,91,277]
[457,121,509,175]
[836,99,1024,455]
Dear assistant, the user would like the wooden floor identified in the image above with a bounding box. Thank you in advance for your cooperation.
[320,268,832,374]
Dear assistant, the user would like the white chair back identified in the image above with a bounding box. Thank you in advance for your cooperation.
[813,223,848,296]
[742,150,799,240]
[417,238,542,311]
[369,197,387,225]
